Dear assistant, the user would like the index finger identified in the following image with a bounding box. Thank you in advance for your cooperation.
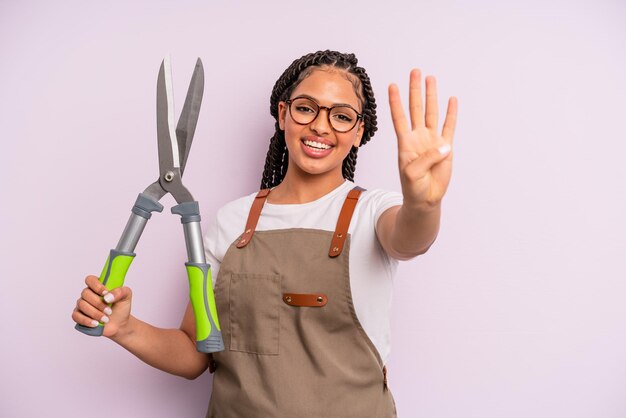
[388,83,410,139]
[84,275,108,296]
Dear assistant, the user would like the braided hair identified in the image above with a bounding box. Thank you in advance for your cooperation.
[260,50,378,189]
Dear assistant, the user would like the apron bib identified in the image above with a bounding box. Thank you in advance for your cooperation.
[207,187,397,418]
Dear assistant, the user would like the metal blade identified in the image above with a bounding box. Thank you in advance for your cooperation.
[156,56,180,178]
[141,180,168,202]
[175,58,204,175]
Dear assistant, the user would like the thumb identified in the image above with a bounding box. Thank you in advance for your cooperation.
[103,286,132,304]
[404,143,451,179]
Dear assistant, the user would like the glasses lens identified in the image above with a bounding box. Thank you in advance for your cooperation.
[290,98,319,125]
[329,106,358,132]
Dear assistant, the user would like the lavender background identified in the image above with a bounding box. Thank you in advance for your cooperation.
[1,1,625,417]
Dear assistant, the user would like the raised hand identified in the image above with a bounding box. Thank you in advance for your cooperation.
[388,69,458,210]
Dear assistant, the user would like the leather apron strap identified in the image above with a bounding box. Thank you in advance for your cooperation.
[328,186,365,257]
[236,185,365,256]
[236,188,270,248]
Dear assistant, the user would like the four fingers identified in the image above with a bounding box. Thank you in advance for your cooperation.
[388,68,458,145]
[72,275,112,328]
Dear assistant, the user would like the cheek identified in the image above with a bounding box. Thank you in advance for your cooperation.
[283,123,302,149]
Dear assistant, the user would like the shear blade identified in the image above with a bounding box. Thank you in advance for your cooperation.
[157,56,180,175]
[176,58,204,176]
[157,57,204,178]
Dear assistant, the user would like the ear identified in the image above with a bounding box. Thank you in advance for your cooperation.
[353,120,365,147]
[278,101,287,131]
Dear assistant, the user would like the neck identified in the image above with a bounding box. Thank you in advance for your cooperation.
[268,167,346,204]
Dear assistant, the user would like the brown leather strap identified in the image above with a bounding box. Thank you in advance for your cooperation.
[383,365,388,389]
[236,188,270,248]
[328,186,365,257]
[208,354,217,373]
[283,293,328,307]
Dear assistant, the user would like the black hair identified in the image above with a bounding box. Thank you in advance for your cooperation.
[260,50,378,189]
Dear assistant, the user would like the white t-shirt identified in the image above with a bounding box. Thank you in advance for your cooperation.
[203,180,404,363]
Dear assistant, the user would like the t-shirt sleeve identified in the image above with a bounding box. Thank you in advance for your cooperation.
[369,189,404,236]
[203,213,222,286]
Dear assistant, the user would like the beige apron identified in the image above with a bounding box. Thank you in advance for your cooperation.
[207,186,397,418]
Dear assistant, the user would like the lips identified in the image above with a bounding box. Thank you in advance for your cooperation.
[300,136,334,158]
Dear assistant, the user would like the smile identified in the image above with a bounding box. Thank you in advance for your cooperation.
[299,137,334,158]
[303,140,332,150]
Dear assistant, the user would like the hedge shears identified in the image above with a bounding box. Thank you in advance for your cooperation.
[74,57,224,354]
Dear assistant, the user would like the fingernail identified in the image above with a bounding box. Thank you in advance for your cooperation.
[104,293,114,303]
[104,307,113,316]
[438,144,451,155]
[102,290,109,296]
[101,315,110,324]
[90,320,99,327]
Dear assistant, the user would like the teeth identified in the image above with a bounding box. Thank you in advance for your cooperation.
[304,140,331,150]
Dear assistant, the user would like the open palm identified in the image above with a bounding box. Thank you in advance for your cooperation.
[388,69,458,209]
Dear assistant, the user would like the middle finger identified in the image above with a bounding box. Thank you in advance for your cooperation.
[424,75,439,130]
[409,69,425,129]
[81,287,110,312]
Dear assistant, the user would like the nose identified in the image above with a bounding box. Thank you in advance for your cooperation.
[309,107,332,136]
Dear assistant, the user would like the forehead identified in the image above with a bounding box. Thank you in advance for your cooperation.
[290,69,361,108]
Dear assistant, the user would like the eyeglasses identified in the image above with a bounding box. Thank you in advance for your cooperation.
[286,96,363,133]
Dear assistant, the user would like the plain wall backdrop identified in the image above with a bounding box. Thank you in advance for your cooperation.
[1,1,625,417]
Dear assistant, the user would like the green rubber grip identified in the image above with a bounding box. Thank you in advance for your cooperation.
[100,249,135,289]
[75,249,135,336]
[186,262,224,353]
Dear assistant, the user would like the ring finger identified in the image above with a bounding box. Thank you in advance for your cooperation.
[76,298,109,324]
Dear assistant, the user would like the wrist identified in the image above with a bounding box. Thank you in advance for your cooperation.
[401,198,442,214]
[108,315,138,344]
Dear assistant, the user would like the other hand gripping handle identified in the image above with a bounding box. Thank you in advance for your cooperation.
[172,201,224,353]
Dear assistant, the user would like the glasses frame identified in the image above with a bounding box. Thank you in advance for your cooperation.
[285,95,363,133]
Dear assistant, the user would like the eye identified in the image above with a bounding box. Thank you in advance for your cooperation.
[332,113,354,123]
[291,98,319,115]
[330,107,356,124]
[295,105,315,114]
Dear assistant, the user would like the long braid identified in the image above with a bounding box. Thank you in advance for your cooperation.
[342,147,358,182]
[260,50,378,189]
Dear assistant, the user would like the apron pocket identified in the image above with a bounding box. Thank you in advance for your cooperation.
[229,272,281,355]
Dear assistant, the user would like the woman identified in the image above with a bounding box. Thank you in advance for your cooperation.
[72,50,458,417]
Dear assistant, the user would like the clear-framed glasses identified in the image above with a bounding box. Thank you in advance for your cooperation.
[286,96,363,133]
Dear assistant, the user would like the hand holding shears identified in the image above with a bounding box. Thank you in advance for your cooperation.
[72,57,224,353]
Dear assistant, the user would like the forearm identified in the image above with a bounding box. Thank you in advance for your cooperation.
[389,202,441,259]
[110,315,209,380]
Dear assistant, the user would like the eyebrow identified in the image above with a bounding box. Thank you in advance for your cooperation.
[293,94,359,110]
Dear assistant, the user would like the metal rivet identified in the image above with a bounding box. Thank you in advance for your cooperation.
[337,233,343,238]
[245,229,251,234]
[285,296,292,303]
[317,296,323,303]
[332,246,339,252]
[164,171,175,182]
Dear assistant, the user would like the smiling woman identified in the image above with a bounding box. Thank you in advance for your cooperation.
[275,68,366,190]
[72,49,458,418]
